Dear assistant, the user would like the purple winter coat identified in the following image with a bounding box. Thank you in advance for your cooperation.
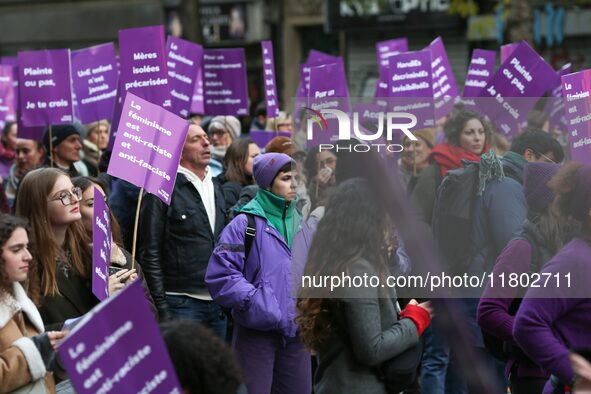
[477,238,547,379]
[513,238,591,394]
[205,212,314,338]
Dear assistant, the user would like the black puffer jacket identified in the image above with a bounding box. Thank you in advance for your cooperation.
[137,172,227,320]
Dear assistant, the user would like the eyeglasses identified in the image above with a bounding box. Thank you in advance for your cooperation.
[536,151,557,164]
[209,129,228,137]
[48,187,82,206]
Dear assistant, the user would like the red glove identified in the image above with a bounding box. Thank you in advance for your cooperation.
[400,304,431,336]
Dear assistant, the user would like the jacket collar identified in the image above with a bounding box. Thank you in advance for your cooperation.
[0,282,44,332]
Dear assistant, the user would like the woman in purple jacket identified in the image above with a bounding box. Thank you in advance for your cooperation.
[513,162,591,394]
[205,152,312,394]
[477,162,569,393]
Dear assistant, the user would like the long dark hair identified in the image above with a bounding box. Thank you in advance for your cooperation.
[296,178,390,352]
[223,138,255,186]
[443,108,491,147]
[0,214,36,299]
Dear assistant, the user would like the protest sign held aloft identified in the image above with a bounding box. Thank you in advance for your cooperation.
[71,43,119,124]
[92,186,111,301]
[18,49,73,127]
[166,36,203,118]
[107,92,188,205]
[202,48,248,116]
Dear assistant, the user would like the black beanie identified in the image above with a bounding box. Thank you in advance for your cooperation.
[43,124,80,152]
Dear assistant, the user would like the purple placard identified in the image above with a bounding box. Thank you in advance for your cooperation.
[166,36,203,118]
[202,48,248,116]
[18,49,73,127]
[478,42,559,137]
[375,38,408,99]
[107,92,189,205]
[0,66,17,123]
[71,43,118,124]
[92,187,110,301]
[261,41,279,118]
[250,130,291,149]
[500,43,520,64]
[388,50,435,128]
[300,50,341,98]
[562,69,591,164]
[427,37,459,119]
[111,25,172,146]
[307,62,351,145]
[58,280,182,394]
[0,56,17,66]
[546,63,573,132]
[463,49,496,97]
[189,67,204,115]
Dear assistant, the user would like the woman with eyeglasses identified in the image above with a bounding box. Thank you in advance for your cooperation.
[15,168,100,330]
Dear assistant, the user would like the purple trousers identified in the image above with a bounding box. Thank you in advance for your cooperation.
[232,324,312,394]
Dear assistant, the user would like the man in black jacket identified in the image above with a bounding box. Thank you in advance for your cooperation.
[138,124,227,337]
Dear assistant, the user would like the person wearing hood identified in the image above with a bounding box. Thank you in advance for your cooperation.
[206,152,313,394]
[207,115,242,177]
[477,162,569,394]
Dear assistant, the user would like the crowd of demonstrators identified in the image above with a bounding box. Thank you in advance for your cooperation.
[138,124,228,337]
[0,95,590,394]
[513,163,591,394]
[206,152,313,394]
[409,107,491,394]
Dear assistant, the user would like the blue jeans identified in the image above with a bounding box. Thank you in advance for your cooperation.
[166,295,227,339]
[420,325,468,394]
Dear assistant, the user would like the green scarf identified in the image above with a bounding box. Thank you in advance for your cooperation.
[238,189,300,248]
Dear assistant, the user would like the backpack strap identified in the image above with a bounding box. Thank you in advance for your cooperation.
[242,213,261,283]
[244,213,256,259]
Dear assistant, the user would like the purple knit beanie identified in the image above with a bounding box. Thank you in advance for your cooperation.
[523,162,560,213]
[253,153,294,189]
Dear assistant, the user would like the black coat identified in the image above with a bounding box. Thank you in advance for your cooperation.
[137,172,226,320]
[39,269,99,331]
